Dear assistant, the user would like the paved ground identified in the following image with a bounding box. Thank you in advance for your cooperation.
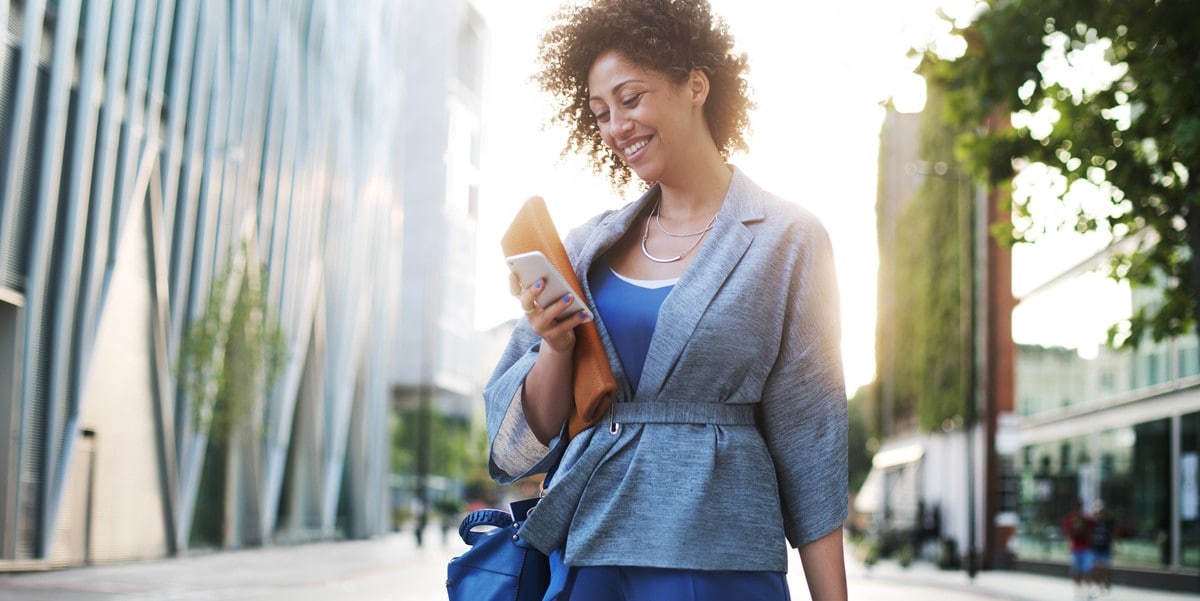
[0,528,1194,600]
[839,558,1196,601]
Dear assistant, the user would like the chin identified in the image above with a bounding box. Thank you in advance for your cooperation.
[629,164,662,185]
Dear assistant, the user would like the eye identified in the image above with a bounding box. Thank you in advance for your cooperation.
[589,103,610,123]
[622,92,644,107]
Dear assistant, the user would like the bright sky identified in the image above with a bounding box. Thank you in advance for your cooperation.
[472,0,975,395]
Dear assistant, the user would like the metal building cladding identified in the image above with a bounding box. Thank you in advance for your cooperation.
[0,0,405,567]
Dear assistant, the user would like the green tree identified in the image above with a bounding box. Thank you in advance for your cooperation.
[877,84,972,434]
[177,257,288,442]
[391,409,492,496]
[847,384,876,492]
[177,253,287,547]
[919,0,1200,348]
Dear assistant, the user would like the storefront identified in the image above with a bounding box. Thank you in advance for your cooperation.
[1014,402,1198,572]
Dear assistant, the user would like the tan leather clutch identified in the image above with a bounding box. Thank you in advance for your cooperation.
[501,196,617,439]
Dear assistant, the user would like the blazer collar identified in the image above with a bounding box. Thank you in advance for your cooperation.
[577,165,764,263]
[575,166,765,402]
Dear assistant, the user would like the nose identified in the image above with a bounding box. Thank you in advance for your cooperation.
[609,109,634,139]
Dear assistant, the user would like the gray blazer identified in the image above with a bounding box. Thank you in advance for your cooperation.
[484,167,848,572]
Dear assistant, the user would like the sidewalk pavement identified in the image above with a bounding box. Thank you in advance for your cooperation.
[0,527,1195,601]
[840,556,1198,601]
[0,529,470,600]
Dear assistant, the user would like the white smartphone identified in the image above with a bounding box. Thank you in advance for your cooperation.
[505,250,593,322]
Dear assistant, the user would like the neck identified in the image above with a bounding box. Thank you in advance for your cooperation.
[657,148,732,218]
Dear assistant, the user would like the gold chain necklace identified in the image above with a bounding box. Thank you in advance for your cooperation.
[640,199,714,263]
[656,207,718,238]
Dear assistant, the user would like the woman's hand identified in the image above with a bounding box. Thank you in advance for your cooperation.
[510,272,590,354]
[510,272,587,443]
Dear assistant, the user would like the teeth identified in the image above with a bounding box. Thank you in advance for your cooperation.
[623,139,647,156]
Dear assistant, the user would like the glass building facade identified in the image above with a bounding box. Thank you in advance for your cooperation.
[1012,239,1200,574]
[0,0,409,567]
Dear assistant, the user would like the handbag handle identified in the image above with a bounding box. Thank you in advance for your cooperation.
[458,509,515,546]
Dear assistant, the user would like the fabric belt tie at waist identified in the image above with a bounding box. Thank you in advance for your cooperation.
[518,402,757,554]
[609,402,756,426]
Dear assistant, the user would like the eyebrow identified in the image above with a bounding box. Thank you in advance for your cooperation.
[588,79,645,102]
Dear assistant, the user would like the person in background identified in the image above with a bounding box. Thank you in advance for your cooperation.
[1090,500,1116,594]
[484,0,850,599]
[1061,498,1095,600]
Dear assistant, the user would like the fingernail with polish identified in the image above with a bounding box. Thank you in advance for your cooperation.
[534,280,542,289]
[578,311,589,320]
[562,294,572,303]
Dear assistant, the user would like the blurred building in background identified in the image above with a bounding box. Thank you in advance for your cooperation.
[871,95,1199,592]
[868,100,1008,574]
[387,0,490,532]
[392,0,485,419]
[0,0,404,568]
[1010,236,1200,589]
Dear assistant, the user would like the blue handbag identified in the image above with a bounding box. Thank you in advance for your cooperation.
[446,498,549,601]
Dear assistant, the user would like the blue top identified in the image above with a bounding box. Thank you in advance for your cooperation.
[587,261,675,393]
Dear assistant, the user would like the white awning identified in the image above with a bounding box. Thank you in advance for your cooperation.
[871,442,925,469]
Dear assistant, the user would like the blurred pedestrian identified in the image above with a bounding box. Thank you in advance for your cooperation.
[484,0,849,599]
[1061,498,1095,600]
[1090,500,1116,594]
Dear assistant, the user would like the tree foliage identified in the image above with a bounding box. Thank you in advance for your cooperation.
[919,0,1200,347]
[391,409,491,498]
[177,256,288,441]
[847,384,876,492]
[178,254,288,546]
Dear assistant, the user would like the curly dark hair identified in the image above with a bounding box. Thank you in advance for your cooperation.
[536,0,753,189]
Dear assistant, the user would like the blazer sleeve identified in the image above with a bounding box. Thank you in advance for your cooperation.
[483,323,567,484]
[483,214,608,484]
[758,219,849,548]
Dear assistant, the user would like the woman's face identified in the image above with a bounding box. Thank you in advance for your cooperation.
[587,50,702,185]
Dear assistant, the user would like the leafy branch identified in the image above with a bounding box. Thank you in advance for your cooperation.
[176,255,288,441]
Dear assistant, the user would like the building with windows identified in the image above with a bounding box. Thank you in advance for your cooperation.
[392,0,486,421]
[0,0,404,568]
[1011,239,1199,590]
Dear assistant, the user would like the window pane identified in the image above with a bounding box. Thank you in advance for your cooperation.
[1016,437,1085,563]
[1117,419,1171,567]
[1183,412,1199,568]
[1015,420,1175,570]
[1178,336,1200,379]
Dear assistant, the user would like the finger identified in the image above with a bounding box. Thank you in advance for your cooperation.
[517,279,545,315]
[540,307,591,351]
[538,293,580,323]
[508,272,522,296]
[525,278,545,298]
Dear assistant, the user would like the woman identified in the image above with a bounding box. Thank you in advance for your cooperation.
[484,0,849,598]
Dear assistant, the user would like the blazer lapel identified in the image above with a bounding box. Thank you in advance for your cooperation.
[635,168,764,401]
[572,186,661,402]
[572,188,658,279]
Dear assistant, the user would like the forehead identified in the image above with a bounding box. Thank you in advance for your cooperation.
[587,50,663,99]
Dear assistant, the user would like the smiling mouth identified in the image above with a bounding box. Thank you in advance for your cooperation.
[623,138,648,157]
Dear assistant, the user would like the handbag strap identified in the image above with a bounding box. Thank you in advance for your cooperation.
[458,508,514,546]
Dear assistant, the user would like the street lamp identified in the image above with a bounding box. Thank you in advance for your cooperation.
[959,161,979,580]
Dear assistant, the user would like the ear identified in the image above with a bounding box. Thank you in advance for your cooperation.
[688,69,710,107]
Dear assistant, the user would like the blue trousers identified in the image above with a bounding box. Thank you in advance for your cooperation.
[543,549,791,601]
